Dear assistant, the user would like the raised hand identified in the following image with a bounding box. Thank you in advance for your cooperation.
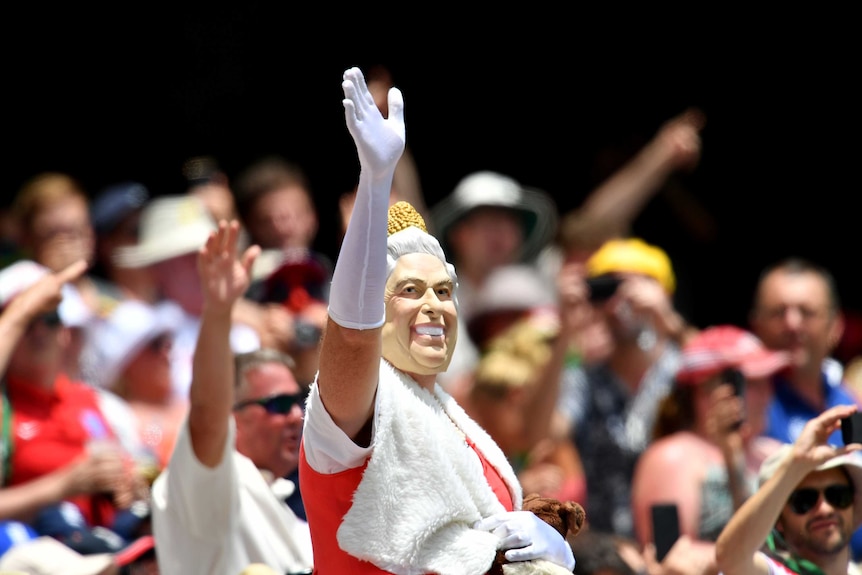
[793,404,862,466]
[8,259,88,318]
[197,220,260,314]
[655,107,706,173]
[341,66,405,176]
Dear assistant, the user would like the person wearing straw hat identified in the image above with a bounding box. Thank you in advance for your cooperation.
[716,405,862,575]
[112,194,262,402]
[297,67,575,574]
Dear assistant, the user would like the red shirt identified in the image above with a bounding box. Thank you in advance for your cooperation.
[6,372,119,527]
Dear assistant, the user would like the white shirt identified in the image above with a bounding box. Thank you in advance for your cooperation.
[151,417,313,575]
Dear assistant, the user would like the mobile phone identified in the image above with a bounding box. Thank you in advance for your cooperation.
[841,412,862,445]
[651,503,680,562]
[721,368,745,430]
[586,275,623,302]
[721,367,745,398]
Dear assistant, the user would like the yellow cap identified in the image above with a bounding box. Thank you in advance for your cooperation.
[586,237,676,294]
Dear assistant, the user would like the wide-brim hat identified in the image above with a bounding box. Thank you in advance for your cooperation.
[676,324,791,385]
[0,535,116,575]
[430,170,558,262]
[80,299,184,389]
[113,195,216,268]
[758,445,862,531]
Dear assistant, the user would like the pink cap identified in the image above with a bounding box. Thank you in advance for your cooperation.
[676,325,790,385]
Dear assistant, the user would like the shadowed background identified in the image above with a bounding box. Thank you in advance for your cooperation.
[3,9,858,346]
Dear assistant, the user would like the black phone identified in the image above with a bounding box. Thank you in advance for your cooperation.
[721,367,745,398]
[721,367,745,430]
[841,412,862,445]
[651,503,680,562]
[586,275,623,302]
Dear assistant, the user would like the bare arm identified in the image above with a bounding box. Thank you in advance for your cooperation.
[317,67,405,440]
[572,108,705,235]
[631,440,703,547]
[0,449,130,523]
[519,261,591,448]
[187,220,260,467]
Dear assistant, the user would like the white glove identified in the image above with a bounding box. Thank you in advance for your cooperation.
[328,67,406,330]
[341,66,405,176]
[475,511,576,572]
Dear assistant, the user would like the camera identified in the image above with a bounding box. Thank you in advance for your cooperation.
[586,275,623,303]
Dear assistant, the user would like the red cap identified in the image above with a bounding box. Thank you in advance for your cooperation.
[676,325,790,385]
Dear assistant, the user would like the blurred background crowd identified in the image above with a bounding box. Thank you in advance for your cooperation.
[1,13,860,575]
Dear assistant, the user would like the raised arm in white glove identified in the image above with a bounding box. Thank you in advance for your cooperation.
[475,510,576,571]
[328,66,406,330]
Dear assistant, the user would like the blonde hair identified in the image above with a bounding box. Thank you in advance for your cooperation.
[13,172,88,234]
[472,318,554,396]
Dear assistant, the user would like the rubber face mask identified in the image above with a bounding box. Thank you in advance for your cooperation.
[382,253,458,377]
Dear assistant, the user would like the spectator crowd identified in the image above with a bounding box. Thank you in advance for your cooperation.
[1,65,861,575]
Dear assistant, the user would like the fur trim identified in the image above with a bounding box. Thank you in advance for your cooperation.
[337,361,523,575]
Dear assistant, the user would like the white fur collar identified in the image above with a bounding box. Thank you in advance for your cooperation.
[337,360,523,575]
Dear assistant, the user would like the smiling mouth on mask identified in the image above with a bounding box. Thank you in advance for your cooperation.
[415,325,444,337]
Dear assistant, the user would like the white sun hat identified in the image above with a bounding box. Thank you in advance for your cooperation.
[430,170,558,263]
[79,298,184,389]
[112,194,216,268]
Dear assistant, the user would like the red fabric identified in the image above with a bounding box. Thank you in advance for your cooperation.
[6,372,119,527]
[299,439,513,574]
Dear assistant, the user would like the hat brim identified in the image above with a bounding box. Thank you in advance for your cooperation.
[431,186,557,262]
[0,535,116,575]
[739,349,791,379]
[112,227,212,267]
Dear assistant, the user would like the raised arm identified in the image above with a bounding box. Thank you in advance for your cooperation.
[0,259,87,376]
[187,220,260,467]
[316,67,405,440]
[577,108,704,231]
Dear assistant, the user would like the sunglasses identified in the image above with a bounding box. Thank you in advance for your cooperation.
[28,309,63,329]
[787,484,854,515]
[232,392,305,415]
[147,333,173,353]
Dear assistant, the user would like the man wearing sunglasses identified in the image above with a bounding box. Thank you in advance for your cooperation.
[716,405,862,575]
[150,221,313,575]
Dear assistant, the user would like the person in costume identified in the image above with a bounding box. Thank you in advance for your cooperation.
[297,68,576,574]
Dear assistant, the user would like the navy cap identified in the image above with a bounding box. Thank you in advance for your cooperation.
[90,181,150,235]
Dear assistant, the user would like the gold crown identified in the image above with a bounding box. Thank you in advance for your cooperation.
[387,201,427,236]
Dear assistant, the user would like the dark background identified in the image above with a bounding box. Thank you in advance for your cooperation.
[3,10,859,355]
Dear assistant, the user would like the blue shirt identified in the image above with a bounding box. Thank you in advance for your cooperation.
[764,365,860,446]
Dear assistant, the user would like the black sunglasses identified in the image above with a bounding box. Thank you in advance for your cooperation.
[787,484,854,515]
[232,392,305,415]
[29,309,63,329]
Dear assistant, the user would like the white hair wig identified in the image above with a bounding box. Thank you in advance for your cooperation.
[386,226,459,311]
